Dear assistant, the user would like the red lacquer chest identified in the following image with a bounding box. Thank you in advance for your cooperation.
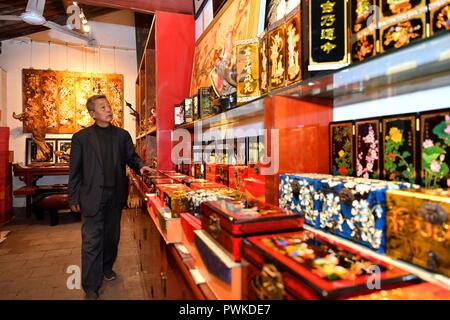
[200,199,304,261]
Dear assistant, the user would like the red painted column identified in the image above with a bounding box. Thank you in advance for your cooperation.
[155,11,195,170]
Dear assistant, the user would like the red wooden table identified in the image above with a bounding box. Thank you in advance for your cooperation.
[12,163,69,218]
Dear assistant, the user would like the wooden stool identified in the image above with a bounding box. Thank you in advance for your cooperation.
[32,192,73,226]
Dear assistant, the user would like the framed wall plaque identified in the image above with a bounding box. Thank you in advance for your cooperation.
[26,138,56,166]
[350,0,377,62]
[236,38,261,104]
[259,31,269,95]
[55,139,72,164]
[309,0,348,70]
[184,98,193,123]
[285,7,302,85]
[429,0,450,35]
[268,19,286,91]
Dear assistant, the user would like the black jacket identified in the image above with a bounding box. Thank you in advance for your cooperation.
[68,124,145,216]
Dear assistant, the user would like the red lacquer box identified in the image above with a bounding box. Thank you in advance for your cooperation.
[228,165,248,192]
[167,174,190,183]
[245,163,268,202]
[182,178,208,187]
[142,174,166,193]
[180,212,202,242]
[194,163,205,179]
[205,163,218,182]
[241,231,418,300]
[200,199,304,261]
[216,164,230,186]
[148,178,177,193]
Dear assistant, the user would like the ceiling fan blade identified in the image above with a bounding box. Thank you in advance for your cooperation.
[43,20,95,42]
[26,0,46,16]
[0,15,23,21]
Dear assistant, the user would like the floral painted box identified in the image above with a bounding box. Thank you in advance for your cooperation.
[329,121,355,176]
[279,173,417,252]
[381,114,417,183]
[355,118,381,179]
[420,109,450,188]
[241,231,416,300]
[386,188,450,277]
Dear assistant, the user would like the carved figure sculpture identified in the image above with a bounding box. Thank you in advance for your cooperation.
[13,97,51,165]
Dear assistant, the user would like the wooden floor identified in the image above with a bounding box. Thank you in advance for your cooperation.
[0,208,148,300]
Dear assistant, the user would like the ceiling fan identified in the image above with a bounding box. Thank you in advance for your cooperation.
[0,0,97,45]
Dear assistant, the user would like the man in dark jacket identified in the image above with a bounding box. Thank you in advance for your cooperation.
[68,94,151,300]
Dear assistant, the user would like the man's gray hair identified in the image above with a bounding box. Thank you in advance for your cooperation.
[86,95,107,112]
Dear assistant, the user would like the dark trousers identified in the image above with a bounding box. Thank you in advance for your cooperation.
[81,187,122,292]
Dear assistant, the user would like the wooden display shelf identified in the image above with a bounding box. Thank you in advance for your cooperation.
[175,31,450,132]
[175,98,264,131]
[136,127,157,139]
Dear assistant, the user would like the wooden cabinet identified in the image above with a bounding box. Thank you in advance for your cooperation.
[128,178,196,299]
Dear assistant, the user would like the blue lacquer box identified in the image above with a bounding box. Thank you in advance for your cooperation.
[279,173,417,253]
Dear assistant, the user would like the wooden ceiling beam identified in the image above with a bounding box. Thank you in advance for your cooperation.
[74,0,193,14]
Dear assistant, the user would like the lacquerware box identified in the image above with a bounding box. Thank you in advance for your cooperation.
[386,188,450,277]
[200,199,304,261]
[242,231,417,300]
[279,173,417,253]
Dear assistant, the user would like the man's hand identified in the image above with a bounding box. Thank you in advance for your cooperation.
[70,204,81,213]
[140,166,152,175]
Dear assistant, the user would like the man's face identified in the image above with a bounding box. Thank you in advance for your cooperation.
[90,98,113,123]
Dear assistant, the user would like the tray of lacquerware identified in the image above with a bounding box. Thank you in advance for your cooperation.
[200,199,304,261]
[241,231,419,300]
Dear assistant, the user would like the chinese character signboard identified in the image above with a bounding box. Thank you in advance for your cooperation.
[309,0,348,70]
